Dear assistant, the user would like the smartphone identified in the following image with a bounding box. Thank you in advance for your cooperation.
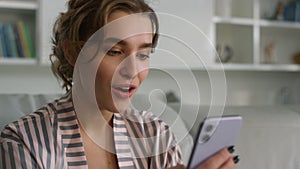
[187,115,243,169]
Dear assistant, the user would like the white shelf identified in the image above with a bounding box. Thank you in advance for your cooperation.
[0,1,37,10]
[213,16,254,26]
[150,63,300,72]
[0,58,37,65]
[212,0,300,71]
[216,64,300,72]
[259,19,300,29]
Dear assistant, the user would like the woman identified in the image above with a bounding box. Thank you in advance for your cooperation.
[0,0,238,168]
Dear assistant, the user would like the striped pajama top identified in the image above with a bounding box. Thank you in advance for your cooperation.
[0,92,182,169]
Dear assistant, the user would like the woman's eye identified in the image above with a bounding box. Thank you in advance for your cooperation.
[136,53,150,61]
[107,49,122,56]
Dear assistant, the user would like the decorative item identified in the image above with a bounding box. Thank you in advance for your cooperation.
[293,52,300,64]
[216,0,232,18]
[216,44,233,63]
[274,1,285,20]
[275,87,293,105]
[264,40,276,64]
[166,91,180,103]
[283,1,300,22]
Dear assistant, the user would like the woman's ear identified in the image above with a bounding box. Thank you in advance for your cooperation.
[63,40,77,66]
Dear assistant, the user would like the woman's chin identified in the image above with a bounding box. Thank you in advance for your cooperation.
[110,97,132,113]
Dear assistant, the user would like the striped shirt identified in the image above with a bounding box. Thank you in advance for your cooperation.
[0,92,182,169]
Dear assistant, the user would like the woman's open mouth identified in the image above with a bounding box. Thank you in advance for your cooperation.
[112,84,137,99]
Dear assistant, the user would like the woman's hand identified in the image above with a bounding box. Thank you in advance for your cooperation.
[195,148,238,169]
[168,147,239,169]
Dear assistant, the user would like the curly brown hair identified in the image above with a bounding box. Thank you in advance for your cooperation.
[50,0,159,91]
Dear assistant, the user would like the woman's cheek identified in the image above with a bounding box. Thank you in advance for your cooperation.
[139,69,149,83]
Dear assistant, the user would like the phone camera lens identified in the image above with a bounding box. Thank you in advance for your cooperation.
[205,124,214,132]
[201,134,210,143]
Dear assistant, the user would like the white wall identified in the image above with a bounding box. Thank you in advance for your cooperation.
[0,65,64,94]
[0,65,299,106]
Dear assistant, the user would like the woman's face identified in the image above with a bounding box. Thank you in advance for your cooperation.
[95,11,153,113]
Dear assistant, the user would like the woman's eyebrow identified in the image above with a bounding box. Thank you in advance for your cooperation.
[103,37,153,49]
[139,43,153,49]
[103,37,126,46]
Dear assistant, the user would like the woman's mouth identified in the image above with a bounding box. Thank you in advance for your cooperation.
[112,84,137,99]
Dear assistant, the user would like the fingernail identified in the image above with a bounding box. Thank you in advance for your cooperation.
[233,155,240,164]
[227,146,235,154]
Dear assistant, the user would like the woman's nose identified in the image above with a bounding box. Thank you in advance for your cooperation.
[119,55,138,79]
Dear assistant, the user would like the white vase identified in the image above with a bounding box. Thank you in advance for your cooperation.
[216,0,233,18]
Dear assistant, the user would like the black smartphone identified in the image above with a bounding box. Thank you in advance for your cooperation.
[187,115,243,169]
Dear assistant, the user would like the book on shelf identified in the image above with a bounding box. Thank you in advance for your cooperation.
[12,24,25,58]
[0,33,2,58]
[0,22,7,58]
[0,21,35,59]
[23,22,35,58]
[6,24,19,58]
[283,1,300,22]
[295,2,300,22]
[16,21,30,58]
[2,24,12,57]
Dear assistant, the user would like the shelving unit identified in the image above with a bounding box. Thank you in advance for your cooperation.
[259,19,300,29]
[212,0,300,71]
[0,0,66,65]
[0,0,37,65]
[0,1,37,10]
[0,0,299,71]
[0,58,36,65]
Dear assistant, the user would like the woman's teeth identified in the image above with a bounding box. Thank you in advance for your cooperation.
[118,87,130,92]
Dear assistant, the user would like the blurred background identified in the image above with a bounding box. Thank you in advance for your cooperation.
[0,0,299,106]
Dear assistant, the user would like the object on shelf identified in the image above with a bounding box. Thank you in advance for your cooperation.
[216,44,233,63]
[166,91,180,103]
[293,52,300,64]
[275,86,293,105]
[215,0,232,18]
[263,40,276,64]
[273,1,285,20]
[283,1,300,22]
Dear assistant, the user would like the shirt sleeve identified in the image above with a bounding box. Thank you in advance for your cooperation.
[0,126,39,169]
[0,140,39,169]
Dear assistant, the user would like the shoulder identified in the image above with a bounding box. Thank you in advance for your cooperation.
[0,92,73,144]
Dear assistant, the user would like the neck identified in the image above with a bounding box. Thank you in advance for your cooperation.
[100,109,114,127]
[78,109,115,152]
